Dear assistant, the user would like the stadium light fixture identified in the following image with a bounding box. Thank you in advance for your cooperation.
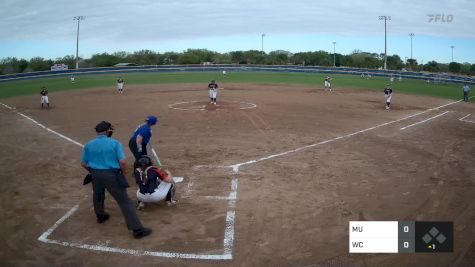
[409,33,414,61]
[261,33,266,54]
[332,42,336,67]
[450,45,454,62]
[74,16,86,69]
[379,15,391,70]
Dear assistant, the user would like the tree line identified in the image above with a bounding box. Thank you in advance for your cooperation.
[1,49,474,75]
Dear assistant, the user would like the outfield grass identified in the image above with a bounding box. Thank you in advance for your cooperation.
[0,71,467,100]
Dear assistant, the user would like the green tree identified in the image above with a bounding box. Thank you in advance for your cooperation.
[448,62,461,73]
[387,55,403,70]
[29,57,51,71]
[213,53,232,64]
[178,49,216,64]
[90,53,120,67]
[18,59,29,73]
[162,52,180,64]
[350,52,381,68]
[230,51,246,64]
[268,50,292,65]
[126,50,160,65]
[407,59,418,70]
[0,57,29,74]
[113,51,129,62]
[470,64,475,75]
[423,61,439,72]
[241,50,265,64]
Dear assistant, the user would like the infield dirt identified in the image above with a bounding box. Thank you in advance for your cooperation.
[0,83,474,267]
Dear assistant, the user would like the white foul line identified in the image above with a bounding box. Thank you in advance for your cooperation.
[0,102,85,148]
[0,101,235,260]
[459,114,475,124]
[400,111,450,130]
[226,99,465,172]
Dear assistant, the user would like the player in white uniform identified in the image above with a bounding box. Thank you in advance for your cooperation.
[383,85,393,110]
[208,80,218,105]
[117,77,125,93]
[40,86,49,108]
[324,76,332,91]
[70,75,75,83]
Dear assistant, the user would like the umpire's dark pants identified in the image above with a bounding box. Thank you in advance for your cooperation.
[90,169,143,231]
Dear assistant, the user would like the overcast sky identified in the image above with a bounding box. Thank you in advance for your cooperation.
[1,0,474,63]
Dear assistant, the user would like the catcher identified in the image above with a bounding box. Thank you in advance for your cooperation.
[134,155,178,209]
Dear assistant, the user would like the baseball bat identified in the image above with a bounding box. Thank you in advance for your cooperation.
[151,147,162,166]
[151,147,184,183]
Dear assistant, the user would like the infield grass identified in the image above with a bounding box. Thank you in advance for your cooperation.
[0,71,467,100]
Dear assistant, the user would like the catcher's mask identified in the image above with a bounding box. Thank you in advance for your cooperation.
[95,121,114,137]
[138,155,153,168]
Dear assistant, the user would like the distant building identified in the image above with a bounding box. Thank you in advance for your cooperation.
[114,63,138,67]
[51,64,68,71]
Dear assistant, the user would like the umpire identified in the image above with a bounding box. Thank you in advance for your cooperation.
[81,121,151,239]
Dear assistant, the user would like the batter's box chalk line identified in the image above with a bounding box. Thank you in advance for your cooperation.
[0,102,237,260]
[459,114,475,124]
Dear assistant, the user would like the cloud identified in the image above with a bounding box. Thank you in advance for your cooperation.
[0,0,473,45]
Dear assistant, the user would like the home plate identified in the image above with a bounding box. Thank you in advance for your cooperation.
[173,177,184,183]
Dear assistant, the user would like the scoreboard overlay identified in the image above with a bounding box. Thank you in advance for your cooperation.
[349,221,453,253]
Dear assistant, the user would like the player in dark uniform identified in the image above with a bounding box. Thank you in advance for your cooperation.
[208,80,218,104]
[40,86,49,108]
[384,85,393,110]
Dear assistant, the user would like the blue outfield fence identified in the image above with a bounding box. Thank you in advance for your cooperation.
[0,64,473,84]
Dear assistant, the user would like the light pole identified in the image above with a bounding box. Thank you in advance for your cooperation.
[261,33,266,54]
[74,16,85,69]
[379,15,391,70]
[450,45,454,62]
[409,33,414,61]
[332,42,336,67]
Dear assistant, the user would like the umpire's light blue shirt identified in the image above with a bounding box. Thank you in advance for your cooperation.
[81,135,126,170]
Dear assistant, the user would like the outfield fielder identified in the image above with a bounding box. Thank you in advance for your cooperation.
[384,84,393,110]
[324,76,332,91]
[117,77,125,94]
[208,80,218,105]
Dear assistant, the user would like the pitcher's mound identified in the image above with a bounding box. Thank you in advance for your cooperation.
[169,101,257,111]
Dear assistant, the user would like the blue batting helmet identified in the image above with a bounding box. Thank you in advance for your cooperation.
[146,115,158,125]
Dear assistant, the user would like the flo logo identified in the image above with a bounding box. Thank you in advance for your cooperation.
[428,14,454,23]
